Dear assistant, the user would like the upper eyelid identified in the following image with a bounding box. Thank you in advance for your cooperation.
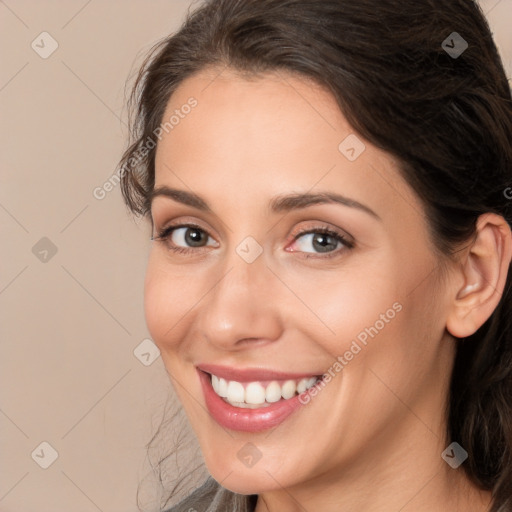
[155,223,353,248]
[155,220,349,236]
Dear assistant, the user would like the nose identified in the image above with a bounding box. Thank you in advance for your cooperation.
[195,252,284,351]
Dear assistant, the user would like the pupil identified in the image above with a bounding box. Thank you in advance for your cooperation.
[313,234,335,253]
[186,228,205,247]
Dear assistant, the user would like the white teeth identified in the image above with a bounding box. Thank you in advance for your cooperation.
[218,377,228,398]
[226,381,245,402]
[265,381,282,403]
[306,377,317,388]
[297,377,317,394]
[209,373,319,407]
[227,400,273,409]
[211,374,219,393]
[245,382,266,404]
[281,380,296,399]
[297,378,308,394]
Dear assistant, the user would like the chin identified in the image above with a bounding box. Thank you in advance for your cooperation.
[205,457,296,495]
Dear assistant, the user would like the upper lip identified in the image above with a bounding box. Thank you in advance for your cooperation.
[197,363,320,382]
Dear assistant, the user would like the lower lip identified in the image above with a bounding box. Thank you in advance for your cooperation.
[198,369,314,432]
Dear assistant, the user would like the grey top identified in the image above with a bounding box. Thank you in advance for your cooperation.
[164,477,258,512]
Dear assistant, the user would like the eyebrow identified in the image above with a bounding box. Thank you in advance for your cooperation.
[150,186,381,220]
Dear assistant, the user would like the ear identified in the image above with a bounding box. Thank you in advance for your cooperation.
[446,213,512,338]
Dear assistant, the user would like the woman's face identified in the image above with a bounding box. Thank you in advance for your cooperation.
[146,67,456,494]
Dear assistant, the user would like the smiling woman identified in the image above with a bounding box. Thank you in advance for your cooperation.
[116,1,512,511]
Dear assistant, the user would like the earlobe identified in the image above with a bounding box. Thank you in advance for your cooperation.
[446,213,512,339]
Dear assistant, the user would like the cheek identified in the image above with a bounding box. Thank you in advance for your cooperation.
[143,267,168,347]
[143,255,197,352]
[292,252,440,388]
[285,257,402,349]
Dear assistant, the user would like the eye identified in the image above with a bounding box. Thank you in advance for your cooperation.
[152,223,354,259]
[288,227,354,258]
[151,223,219,254]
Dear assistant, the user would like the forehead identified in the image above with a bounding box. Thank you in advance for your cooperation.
[153,67,421,224]
[156,67,345,165]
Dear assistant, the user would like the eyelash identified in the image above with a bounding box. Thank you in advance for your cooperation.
[151,223,354,259]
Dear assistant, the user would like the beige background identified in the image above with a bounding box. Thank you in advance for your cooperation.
[1,1,511,511]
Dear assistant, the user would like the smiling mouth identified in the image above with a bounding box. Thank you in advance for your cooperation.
[197,367,328,431]
[207,372,321,408]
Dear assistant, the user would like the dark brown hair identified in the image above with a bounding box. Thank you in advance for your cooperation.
[118,1,512,510]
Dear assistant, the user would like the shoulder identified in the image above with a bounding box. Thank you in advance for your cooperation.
[163,477,258,512]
